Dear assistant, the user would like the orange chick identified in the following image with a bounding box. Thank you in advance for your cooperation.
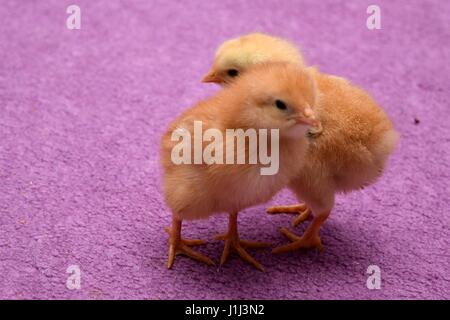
[202,36,399,253]
[161,62,320,270]
[203,33,305,85]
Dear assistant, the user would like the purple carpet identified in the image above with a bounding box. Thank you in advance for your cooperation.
[0,0,449,300]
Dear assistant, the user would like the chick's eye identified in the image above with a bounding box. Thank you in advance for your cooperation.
[275,99,287,110]
[227,69,239,77]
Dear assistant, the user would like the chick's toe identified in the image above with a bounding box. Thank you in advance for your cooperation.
[272,213,329,254]
[165,227,214,269]
[272,228,323,254]
[216,234,267,272]
[215,213,270,272]
[267,203,312,227]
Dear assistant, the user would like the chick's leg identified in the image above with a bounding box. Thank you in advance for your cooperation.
[272,211,330,254]
[166,216,215,269]
[267,203,312,227]
[215,212,270,271]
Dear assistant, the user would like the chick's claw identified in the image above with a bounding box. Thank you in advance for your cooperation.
[266,203,312,227]
[165,227,215,269]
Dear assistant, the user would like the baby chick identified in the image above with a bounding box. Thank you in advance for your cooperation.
[203,33,305,85]
[161,62,320,270]
[270,68,399,253]
[203,37,399,253]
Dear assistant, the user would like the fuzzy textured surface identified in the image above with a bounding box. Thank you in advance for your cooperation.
[0,0,449,300]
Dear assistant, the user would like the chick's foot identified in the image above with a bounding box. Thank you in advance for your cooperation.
[272,227,323,253]
[215,213,270,272]
[165,221,215,269]
[272,213,329,254]
[267,203,312,227]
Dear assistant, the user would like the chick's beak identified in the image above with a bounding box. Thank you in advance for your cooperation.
[294,107,320,128]
[202,69,222,83]
[295,116,320,128]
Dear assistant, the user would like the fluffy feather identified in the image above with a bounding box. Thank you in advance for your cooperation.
[203,34,399,252]
[289,67,399,215]
[203,33,305,84]
[161,62,319,269]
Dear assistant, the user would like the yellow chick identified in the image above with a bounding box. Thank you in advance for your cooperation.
[203,36,399,253]
[203,33,305,84]
[161,62,320,270]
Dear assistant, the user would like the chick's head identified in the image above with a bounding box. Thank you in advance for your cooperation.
[228,62,319,138]
[203,33,305,85]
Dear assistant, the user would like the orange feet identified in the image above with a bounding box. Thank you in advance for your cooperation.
[166,218,214,269]
[216,212,270,271]
[272,212,329,254]
[267,203,312,227]
[272,227,323,253]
